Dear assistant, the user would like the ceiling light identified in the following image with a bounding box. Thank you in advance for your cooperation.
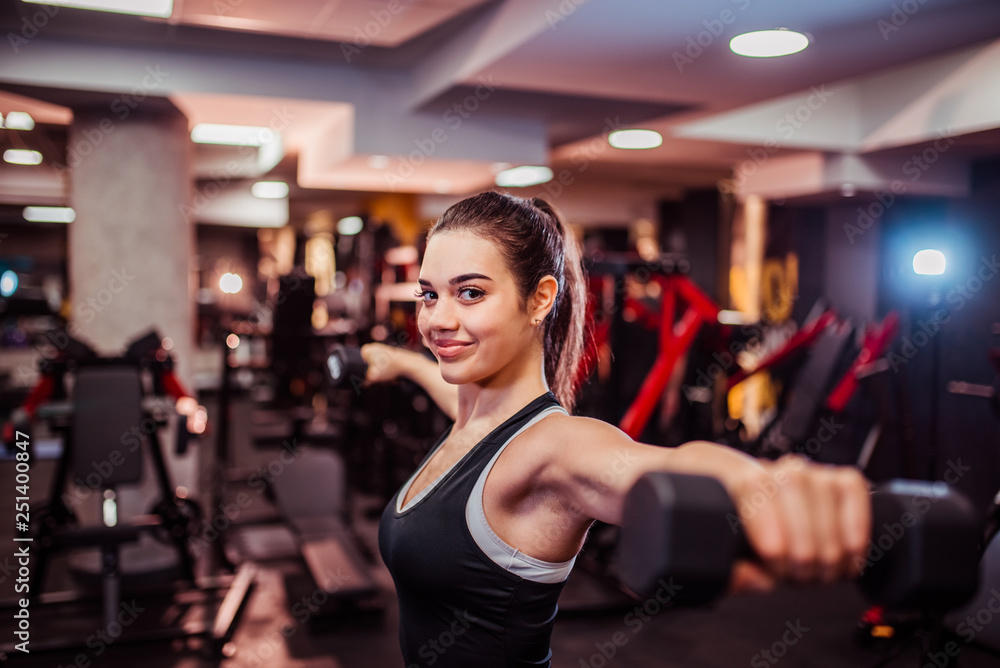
[191,123,272,146]
[3,112,35,131]
[4,149,43,165]
[22,0,174,18]
[23,206,76,223]
[730,29,809,58]
[609,129,663,150]
[337,216,364,236]
[251,181,289,199]
[495,165,553,188]
[912,249,946,276]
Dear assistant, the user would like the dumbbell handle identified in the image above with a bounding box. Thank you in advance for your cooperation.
[617,472,981,611]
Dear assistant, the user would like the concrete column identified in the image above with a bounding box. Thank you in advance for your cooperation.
[67,103,196,514]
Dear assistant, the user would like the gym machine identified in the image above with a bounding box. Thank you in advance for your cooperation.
[0,329,254,662]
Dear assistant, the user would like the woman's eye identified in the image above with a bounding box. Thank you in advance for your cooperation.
[414,289,436,302]
[458,287,485,300]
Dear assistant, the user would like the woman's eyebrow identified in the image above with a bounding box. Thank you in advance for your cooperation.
[418,273,493,287]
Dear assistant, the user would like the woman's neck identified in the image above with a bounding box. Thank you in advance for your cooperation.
[451,348,549,433]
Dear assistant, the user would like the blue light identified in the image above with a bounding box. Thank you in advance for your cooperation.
[912,249,946,276]
[0,270,17,297]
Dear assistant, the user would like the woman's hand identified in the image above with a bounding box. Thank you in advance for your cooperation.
[358,343,459,419]
[726,454,871,593]
[360,342,410,384]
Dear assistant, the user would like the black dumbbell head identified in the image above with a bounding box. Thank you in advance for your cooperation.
[325,345,367,387]
[859,480,980,611]
[617,472,740,604]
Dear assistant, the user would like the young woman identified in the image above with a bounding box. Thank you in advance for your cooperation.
[368,191,870,667]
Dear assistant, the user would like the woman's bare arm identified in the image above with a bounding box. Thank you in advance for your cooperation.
[360,343,459,420]
[534,414,871,587]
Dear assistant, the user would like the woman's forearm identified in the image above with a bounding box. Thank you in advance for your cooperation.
[362,343,459,419]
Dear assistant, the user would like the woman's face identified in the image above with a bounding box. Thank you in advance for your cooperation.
[416,230,539,387]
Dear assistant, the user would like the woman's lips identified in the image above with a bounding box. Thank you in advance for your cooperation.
[434,340,472,358]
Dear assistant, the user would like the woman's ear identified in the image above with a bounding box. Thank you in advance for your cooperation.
[531,275,559,324]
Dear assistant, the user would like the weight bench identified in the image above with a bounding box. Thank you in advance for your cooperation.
[272,448,380,603]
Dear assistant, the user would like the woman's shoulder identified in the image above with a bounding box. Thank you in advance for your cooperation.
[524,411,628,459]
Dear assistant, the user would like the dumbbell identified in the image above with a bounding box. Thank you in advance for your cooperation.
[325,345,367,388]
[617,472,981,611]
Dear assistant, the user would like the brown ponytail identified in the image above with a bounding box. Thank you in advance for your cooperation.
[428,191,588,412]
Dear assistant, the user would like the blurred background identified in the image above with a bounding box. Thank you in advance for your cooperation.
[1,1,1000,666]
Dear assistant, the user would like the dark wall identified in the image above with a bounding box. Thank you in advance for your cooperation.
[874,159,1000,510]
[659,189,722,302]
[768,205,826,324]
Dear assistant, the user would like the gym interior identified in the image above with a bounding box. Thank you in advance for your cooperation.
[1,1,1000,667]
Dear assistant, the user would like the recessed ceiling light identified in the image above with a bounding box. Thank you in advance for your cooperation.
[191,123,272,146]
[609,129,663,150]
[337,216,364,236]
[495,165,553,188]
[730,29,809,58]
[22,0,174,19]
[23,206,76,223]
[4,149,42,165]
[251,181,289,199]
[3,112,35,131]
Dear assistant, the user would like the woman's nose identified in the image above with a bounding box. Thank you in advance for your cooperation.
[425,298,457,331]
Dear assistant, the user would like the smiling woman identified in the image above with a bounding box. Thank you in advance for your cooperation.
[372,191,872,668]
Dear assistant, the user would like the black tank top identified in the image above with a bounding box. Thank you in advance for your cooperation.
[378,392,567,667]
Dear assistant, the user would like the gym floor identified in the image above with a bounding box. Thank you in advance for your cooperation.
[5,422,1000,668]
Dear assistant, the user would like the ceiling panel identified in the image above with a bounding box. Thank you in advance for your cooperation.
[178,0,491,47]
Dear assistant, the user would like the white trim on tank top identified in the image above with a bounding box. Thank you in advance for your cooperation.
[465,405,576,584]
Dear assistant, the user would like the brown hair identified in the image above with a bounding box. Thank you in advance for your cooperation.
[428,191,587,413]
